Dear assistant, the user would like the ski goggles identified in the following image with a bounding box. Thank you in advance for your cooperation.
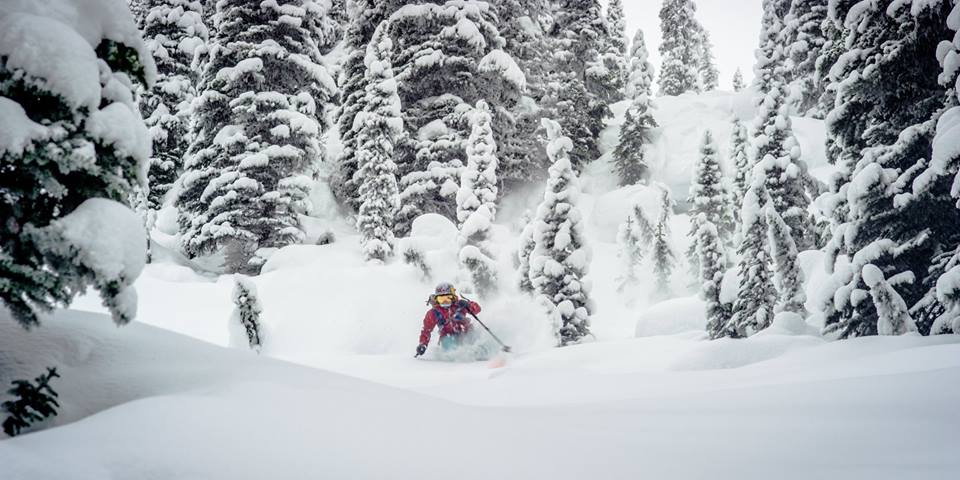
[435,294,457,305]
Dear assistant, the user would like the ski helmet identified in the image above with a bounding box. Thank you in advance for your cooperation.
[434,282,456,296]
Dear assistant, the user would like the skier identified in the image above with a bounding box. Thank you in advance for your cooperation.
[415,282,482,358]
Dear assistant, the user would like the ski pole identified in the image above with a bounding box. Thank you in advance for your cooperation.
[465,310,512,353]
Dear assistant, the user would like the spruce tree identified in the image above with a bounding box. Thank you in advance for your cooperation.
[333,0,401,211]
[529,119,593,346]
[752,0,787,106]
[457,101,500,296]
[177,0,336,274]
[732,68,745,92]
[697,218,732,339]
[356,28,402,263]
[612,91,658,186]
[920,3,960,335]
[729,182,776,337]
[616,214,644,293]
[1,367,60,437]
[820,1,954,338]
[625,29,656,100]
[601,0,628,99]
[390,1,523,232]
[542,0,611,170]
[695,26,720,92]
[730,116,751,226]
[658,0,703,96]
[861,265,918,336]
[0,1,153,327]
[139,0,209,210]
[517,222,537,294]
[780,0,828,116]
[686,130,734,275]
[753,83,817,251]
[652,188,676,300]
[765,206,807,318]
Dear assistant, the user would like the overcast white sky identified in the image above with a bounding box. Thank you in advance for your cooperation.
[618,0,764,90]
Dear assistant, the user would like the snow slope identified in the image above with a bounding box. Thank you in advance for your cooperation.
[2,308,959,479]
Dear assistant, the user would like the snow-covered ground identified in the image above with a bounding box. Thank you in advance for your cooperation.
[3,90,958,478]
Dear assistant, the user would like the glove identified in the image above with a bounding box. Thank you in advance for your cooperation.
[457,299,471,309]
[415,344,427,357]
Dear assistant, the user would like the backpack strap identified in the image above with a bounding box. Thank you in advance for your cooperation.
[432,308,446,327]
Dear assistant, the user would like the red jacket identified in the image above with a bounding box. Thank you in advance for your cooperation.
[419,300,481,346]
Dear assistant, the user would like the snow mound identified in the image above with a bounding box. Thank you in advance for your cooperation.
[635,296,706,337]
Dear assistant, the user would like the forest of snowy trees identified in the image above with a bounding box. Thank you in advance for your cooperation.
[2,0,960,348]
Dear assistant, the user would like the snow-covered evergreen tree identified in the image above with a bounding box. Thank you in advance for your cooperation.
[695,26,720,92]
[616,214,644,293]
[333,0,401,211]
[729,182,776,337]
[457,101,500,296]
[625,29,655,100]
[0,0,154,328]
[177,0,336,274]
[753,82,817,251]
[752,0,787,106]
[765,206,806,318]
[517,221,537,294]
[730,116,751,226]
[732,68,745,92]
[697,218,732,339]
[780,0,827,116]
[542,0,611,170]
[861,264,918,336]
[612,90,658,186]
[820,0,954,338]
[633,203,657,247]
[139,0,209,210]
[231,275,263,352]
[687,130,734,274]
[529,119,593,346]
[355,26,402,263]
[390,1,524,232]
[652,188,676,299]
[600,0,628,98]
[658,0,702,96]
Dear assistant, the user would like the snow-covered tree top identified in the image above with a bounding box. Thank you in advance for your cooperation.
[0,0,156,109]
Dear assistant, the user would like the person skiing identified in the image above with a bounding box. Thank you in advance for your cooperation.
[415,282,482,357]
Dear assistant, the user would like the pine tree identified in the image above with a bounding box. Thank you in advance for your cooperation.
[752,0,788,105]
[231,275,263,352]
[542,0,611,170]
[517,221,537,293]
[457,101,500,296]
[820,1,954,338]
[730,116,751,226]
[612,91,658,186]
[732,68,745,92]
[697,218,732,339]
[0,2,153,328]
[780,0,828,116]
[529,119,593,346]
[695,26,720,92]
[390,1,523,232]
[625,29,656,100]
[139,0,209,210]
[332,0,400,211]
[652,188,676,299]
[687,130,734,275]
[658,0,702,96]
[921,2,960,335]
[765,206,807,318]
[356,27,402,263]
[633,203,657,246]
[753,83,817,251]
[600,0,628,99]
[729,182,776,337]
[177,0,336,274]
[616,214,644,293]
[861,264,918,336]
